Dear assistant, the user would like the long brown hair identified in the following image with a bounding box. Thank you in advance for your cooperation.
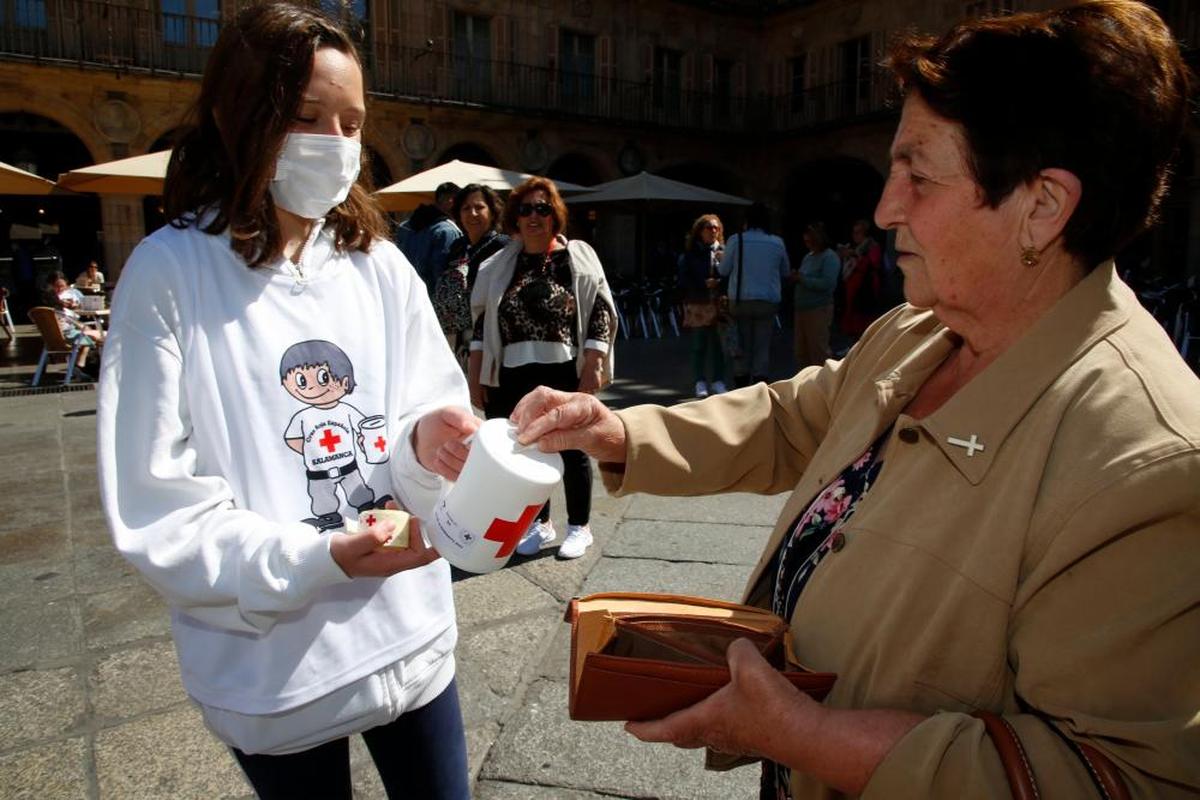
[163,2,387,268]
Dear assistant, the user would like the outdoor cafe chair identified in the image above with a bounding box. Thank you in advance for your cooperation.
[27,306,92,386]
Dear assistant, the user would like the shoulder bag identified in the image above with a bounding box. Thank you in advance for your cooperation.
[973,710,1130,800]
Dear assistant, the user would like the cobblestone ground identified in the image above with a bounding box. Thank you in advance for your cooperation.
[0,329,800,799]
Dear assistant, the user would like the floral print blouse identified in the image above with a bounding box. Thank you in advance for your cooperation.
[764,427,890,800]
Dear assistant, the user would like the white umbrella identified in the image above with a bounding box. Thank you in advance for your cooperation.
[565,171,752,206]
[0,160,61,195]
[374,159,589,212]
[57,150,171,195]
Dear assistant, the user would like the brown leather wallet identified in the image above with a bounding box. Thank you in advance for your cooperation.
[565,592,837,721]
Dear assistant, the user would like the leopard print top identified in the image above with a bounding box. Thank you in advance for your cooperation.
[473,249,613,347]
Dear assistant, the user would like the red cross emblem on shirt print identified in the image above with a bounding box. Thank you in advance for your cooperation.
[482,503,545,558]
[317,428,343,453]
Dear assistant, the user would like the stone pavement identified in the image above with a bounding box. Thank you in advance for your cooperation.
[0,331,799,800]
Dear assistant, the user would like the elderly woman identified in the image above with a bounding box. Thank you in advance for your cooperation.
[434,183,510,367]
[512,2,1199,797]
[468,177,616,560]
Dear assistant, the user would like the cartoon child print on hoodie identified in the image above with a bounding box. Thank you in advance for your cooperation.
[280,340,390,532]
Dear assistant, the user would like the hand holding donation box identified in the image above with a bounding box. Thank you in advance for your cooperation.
[427,418,563,573]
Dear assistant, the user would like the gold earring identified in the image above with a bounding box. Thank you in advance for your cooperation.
[1020,246,1040,267]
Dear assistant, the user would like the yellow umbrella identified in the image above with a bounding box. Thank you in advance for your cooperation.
[0,160,59,195]
[374,160,589,212]
[57,150,171,195]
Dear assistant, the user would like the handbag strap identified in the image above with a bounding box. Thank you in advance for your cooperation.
[973,710,1130,800]
[736,229,745,304]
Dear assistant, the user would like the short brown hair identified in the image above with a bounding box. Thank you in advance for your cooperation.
[163,2,387,268]
[887,0,1190,269]
[452,184,504,233]
[501,177,568,237]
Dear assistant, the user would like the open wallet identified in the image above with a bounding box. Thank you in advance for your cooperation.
[564,592,837,721]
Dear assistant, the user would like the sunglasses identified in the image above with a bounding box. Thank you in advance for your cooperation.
[517,202,553,218]
[703,223,721,231]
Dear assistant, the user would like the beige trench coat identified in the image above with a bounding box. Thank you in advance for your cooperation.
[603,262,1200,798]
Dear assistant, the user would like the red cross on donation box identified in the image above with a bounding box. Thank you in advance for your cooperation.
[482,503,544,558]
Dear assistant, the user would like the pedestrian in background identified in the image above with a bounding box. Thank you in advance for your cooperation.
[97,4,479,797]
[678,213,727,397]
[396,180,461,290]
[433,183,509,369]
[790,222,839,368]
[719,202,790,386]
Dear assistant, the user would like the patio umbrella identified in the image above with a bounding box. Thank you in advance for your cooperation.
[374,159,590,212]
[57,150,171,195]
[564,171,752,206]
[0,160,61,195]
[565,171,752,276]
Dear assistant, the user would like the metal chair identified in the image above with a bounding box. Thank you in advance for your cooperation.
[27,306,87,386]
[0,290,13,342]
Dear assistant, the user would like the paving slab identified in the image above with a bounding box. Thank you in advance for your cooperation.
[0,557,74,607]
[581,557,750,603]
[94,707,250,800]
[624,491,788,527]
[72,543,146,596]
[81,582,172,651]
[481,680,758,800]
[475,780,614,799]
[605,519,773,566]
[452,569,559,631]
[0,524,72,566]
[0,595,82,671]
[510,513,615,603]
[89,640,188,723]
[0,667,85,749]
[0,737,88,800]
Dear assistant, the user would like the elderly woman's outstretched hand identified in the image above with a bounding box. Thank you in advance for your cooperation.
[511,387,626,464]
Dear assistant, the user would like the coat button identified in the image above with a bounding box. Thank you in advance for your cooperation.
[830,531,846,552]
[898,427,919,444]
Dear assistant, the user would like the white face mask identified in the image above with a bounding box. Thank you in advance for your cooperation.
[269,132,362,220]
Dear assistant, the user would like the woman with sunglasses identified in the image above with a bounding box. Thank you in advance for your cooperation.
[678,214,727,398]
[468,177,616,560]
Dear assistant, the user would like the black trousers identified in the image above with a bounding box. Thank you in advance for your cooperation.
[232,679,469,800]
[483,360,592,526]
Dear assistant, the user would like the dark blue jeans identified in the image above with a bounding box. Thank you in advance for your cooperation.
[232,678,470,800]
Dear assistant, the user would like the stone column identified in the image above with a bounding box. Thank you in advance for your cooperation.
[99,195,145,280]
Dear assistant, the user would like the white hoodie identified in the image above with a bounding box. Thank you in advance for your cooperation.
[97,220,468,717]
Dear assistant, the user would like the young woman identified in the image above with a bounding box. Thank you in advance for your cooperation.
[97,5,478,798]
[677,214,727,397]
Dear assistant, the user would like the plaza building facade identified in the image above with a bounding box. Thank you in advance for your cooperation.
[0,0,1196,306]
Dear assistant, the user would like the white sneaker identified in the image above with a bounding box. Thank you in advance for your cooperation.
[695,380,709,398]
[710,380,728,394]
[558,524,593,559]
[515,520,556,556]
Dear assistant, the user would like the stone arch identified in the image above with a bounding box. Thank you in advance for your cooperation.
[436,141,497,167]
[0,111,104,316]
[656,161,747,197]
[546,152,606,188]
[0,98,108,164]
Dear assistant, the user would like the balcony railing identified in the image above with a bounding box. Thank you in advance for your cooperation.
[0,1,893,133]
